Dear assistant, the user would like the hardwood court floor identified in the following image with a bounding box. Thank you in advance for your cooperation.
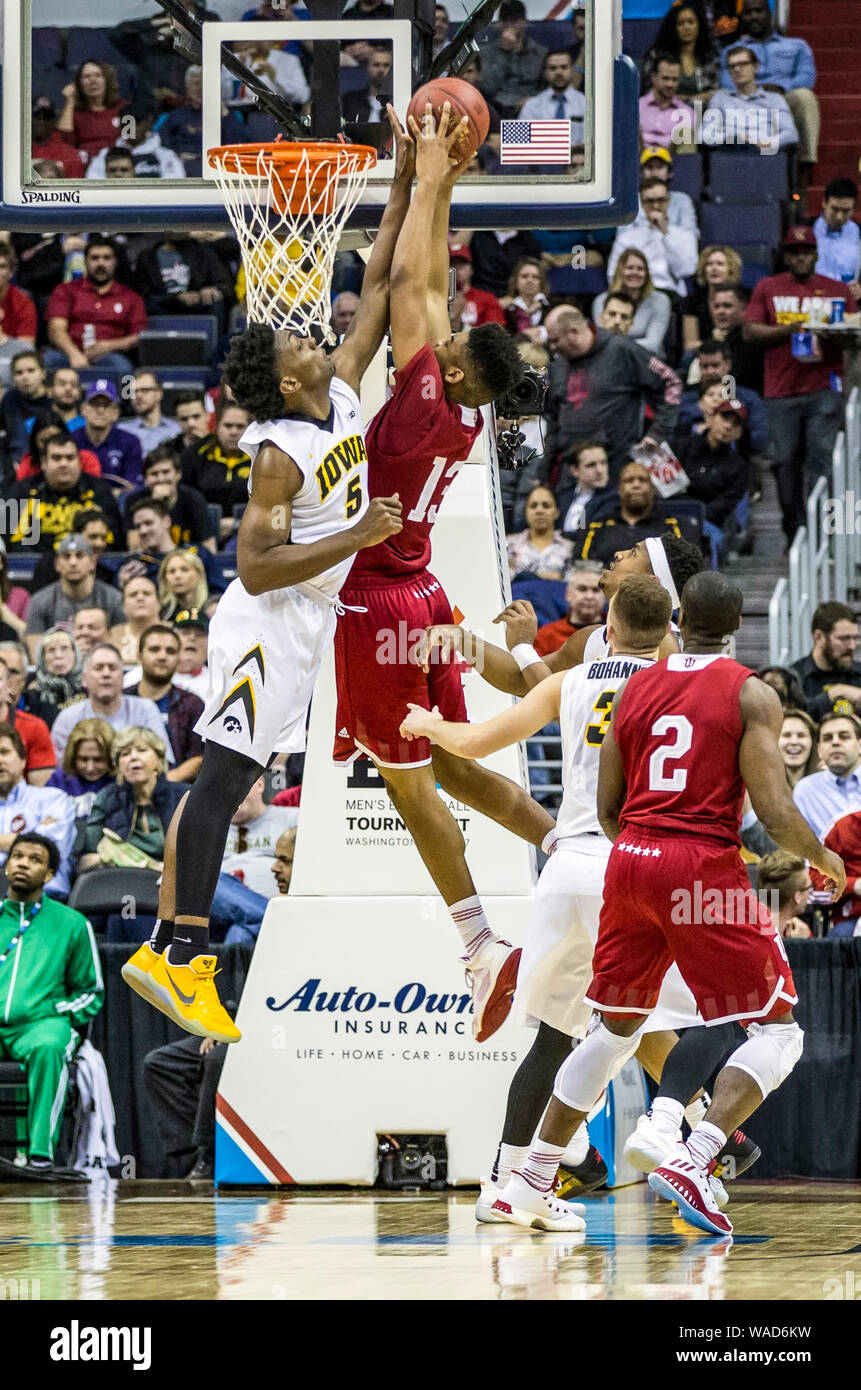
[0,1180,857,1300]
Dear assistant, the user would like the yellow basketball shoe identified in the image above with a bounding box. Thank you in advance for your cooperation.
[122,942,188,1028]
[150,950,242,1044]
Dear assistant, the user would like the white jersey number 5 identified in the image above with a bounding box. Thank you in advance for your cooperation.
[648,714,693,791]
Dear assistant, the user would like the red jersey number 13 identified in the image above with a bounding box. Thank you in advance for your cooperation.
[407,456,464,526]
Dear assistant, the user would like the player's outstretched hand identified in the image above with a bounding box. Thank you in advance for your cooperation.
[407,102,470,182]
[400,702,443,742]
[352,494,403,548]
[493,599,538,648]
[811,847,846,902]
[386,105,415,184]
[418,624,464,673]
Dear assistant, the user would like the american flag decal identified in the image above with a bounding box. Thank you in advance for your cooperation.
[500,119,572,165]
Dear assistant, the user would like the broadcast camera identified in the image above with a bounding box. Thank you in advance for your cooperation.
[494,363,547,471]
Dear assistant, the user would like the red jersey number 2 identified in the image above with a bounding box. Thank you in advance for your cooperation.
[407,456,464,525]
[648,714,693,792]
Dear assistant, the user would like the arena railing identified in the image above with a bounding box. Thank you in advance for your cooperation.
[769,387,860,663]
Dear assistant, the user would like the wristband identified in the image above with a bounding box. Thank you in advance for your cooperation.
[512,643,542,671]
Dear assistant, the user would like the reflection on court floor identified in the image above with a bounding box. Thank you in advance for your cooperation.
[0,1181,857,1300]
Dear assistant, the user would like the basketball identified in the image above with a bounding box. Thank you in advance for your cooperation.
[407,78,490,161]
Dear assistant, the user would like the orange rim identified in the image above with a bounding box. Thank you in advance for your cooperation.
[207,140,377,175]
[207,141,377,215]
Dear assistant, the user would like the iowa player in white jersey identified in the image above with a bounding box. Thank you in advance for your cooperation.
[123,114,414,1043]
[403,576,685,1226]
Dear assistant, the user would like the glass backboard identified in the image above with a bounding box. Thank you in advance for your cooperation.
[2,0,638,232]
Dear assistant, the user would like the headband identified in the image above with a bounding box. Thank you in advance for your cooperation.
[644,536,680,610]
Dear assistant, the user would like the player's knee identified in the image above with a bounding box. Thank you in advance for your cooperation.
[725,1020,804,1100]
[553,1020,644,1112]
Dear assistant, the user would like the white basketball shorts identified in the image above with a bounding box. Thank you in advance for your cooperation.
[513,833,701,1039]
[195,578,336,766]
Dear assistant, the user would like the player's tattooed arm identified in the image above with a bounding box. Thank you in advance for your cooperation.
[596,685,629,842]
[237,446,402,595]
[332,107,415,391]
[400,672,565,756]
[739,678,846,899]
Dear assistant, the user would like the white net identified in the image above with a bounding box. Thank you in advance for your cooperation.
[208,141,376,340]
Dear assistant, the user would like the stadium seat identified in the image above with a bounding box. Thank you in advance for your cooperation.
[146,316,219,361]
[207,504,222,539]
[548,266,607,298]
[67,868,161,918]
[622,18,660,59]
[670,153,703,201]
[709,151,789,203]
[160,377,208,416]
[510,576,568,627]
[77,368,121,392]
[698,202,783,249]
[138,331,211,369]
[0,1060,84,1166]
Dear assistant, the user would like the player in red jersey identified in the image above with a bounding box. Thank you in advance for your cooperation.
[490,571,845,1235]
[333,107,550,1040]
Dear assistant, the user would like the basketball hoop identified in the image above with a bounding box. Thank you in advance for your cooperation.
[208,140,377,339]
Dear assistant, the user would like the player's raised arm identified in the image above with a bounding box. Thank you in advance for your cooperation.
[425,142,473,343]
[237,446,402,595]
[739,678,846,898]
[399,671,565,758]
[389,104,469,370]
[596,686,629,842]
[331,109,415,392]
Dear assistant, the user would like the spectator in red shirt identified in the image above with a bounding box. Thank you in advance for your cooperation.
[17,414,102,483]
[0,652,56,785]
[448,243,505,330]
[56,61,128,164]
[31,99,85,179]
[533,560,606,655]
[0,243,37,346]
[44,236,147,378]
[743,226,859,542]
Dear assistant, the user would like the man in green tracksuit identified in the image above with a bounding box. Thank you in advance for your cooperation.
[0,833,103,1174]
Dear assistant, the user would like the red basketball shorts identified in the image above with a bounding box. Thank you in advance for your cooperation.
[333,569,468,768]
[585,827,797,1026]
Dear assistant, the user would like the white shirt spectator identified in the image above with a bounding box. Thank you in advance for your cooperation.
[634,190,698,237]
[117,416,182,456]
[814,215,860,285]
[222,803,300,898]
[222,48,310,108]
[86,133,186,180]
[518,86,586,145]
[608,221,698,297]
[0,781,76,897]
[51,695,176,764]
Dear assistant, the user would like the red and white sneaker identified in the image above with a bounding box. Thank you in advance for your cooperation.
[464,940,521,1042]
[648,1143,733,1236]
[490,1173,586,1232]
[475,1178,509,1224]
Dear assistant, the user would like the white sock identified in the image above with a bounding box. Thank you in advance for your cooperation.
[684,1096,709,1130]
[519,1138,566,1194]
[493,1142,530,1187]
[561,1122,590,1168]
[686,1121,727,1171]
[450,895,495,961]
[651,1096,684,1136]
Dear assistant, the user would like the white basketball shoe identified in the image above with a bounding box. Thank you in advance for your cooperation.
[491,1173,587,1233]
